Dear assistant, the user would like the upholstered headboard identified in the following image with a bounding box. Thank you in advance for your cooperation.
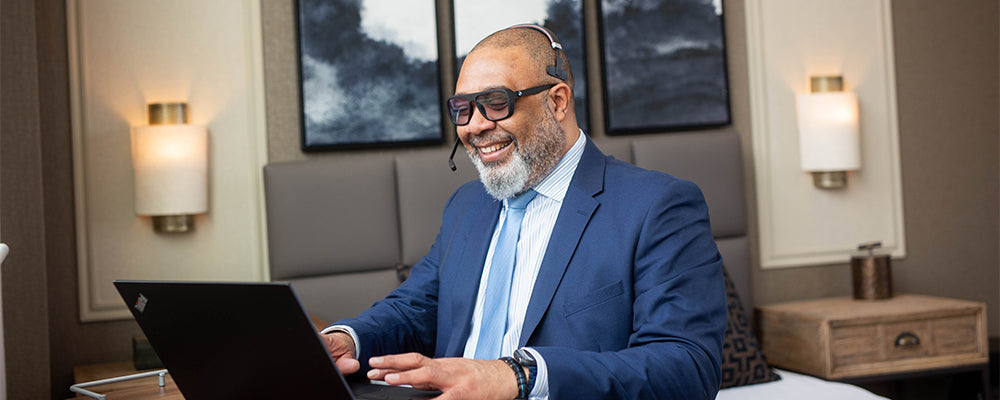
[263,130,751,322]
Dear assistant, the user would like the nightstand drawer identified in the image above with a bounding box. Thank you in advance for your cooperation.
[830,325,881,366]
[829,313,980,370]
[757,295,988,380]
[933,315,981,354]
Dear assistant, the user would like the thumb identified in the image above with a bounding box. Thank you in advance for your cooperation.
[335,357,361,374]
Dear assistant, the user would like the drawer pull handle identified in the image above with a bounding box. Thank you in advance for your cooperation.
[894,332,921,347]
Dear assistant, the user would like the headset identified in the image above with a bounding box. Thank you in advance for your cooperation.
[448,24,568,171]
[510,23,569,81]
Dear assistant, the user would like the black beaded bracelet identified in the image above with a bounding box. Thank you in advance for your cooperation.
[500,356,529,399]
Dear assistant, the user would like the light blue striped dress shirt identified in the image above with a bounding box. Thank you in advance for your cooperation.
[462,131,586,399]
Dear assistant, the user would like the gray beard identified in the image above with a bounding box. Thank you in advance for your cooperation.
[468,108,566,200]
[470,147,533,200]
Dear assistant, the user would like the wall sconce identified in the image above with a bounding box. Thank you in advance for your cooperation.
[131,102,208,233]
[796,76,861,189]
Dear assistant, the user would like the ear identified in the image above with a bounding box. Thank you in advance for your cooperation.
[547,82,573,122]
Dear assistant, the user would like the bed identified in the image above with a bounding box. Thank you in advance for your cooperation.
[717,369,889,399]
[262,129,888,399]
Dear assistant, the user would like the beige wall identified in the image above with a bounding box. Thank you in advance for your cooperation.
[262,0,999,333]
[3,2,146,399]
[750,0,999,324]
[0,0,995,399]
[2,1,53,398]
[68,0,269,322]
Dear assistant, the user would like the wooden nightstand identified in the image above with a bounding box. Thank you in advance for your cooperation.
[756,294,990,397]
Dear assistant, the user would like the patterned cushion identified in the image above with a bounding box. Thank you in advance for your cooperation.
[720,267,780,388]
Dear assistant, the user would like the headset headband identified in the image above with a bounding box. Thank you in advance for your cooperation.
[507,23,568,81]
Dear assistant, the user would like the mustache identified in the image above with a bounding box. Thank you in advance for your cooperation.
[467,131,517,148]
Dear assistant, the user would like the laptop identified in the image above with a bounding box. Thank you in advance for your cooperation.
[114,280,439,400]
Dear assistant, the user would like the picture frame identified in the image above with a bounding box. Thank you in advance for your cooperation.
[452,0,590,132]
[598,0,731,135]
[295,0,445,150]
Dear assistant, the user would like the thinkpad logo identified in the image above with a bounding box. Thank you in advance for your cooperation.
[135,293,148,313]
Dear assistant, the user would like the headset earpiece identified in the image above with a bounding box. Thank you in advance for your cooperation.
[547,56,568,81]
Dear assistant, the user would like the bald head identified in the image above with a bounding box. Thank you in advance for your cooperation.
[469,25,575,92]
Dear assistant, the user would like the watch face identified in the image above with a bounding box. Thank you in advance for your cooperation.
[514,348,536,366]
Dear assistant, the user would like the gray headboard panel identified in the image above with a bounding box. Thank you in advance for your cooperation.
[396,150,478,266]
[264,154,400,279]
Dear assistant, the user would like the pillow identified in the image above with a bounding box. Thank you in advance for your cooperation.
[720,266,781,388]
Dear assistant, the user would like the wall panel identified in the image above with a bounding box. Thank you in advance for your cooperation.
[745,0,906,268]
[68,0,269,321]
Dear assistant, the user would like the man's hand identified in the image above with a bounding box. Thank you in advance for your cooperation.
[366,353,519,400]
[321,331,360,374]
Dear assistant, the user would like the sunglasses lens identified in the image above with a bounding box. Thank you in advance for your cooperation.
[447,97,472,125]
[476,91,510,120]
[446,89,515,125]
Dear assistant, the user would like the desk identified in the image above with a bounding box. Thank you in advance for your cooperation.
[70,361,182,400]
[71,315,332,399]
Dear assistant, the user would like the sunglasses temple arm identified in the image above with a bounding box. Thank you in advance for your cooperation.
[448,135,461,171]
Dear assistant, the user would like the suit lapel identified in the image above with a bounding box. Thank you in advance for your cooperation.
[519,140,606,346]
[445,195,501,357]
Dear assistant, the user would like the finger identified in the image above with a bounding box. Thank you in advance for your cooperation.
[322,335,341,354]
[336,357,360,374]
[369,353,428,370]
[366,367,403,381]
[383,367,436,388]
[323,332,356,358]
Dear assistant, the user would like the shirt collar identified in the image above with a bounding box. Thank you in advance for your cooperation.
[531,130,587,203]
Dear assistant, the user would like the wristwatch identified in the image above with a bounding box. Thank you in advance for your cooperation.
[513,348,537,397]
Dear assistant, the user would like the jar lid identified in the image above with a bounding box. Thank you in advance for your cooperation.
[852,241,888,258]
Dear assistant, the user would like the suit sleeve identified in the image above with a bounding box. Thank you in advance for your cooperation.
[533,179,726,400]
[329,192,458,373]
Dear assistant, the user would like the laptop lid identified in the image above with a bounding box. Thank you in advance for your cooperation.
[115,280,395,400]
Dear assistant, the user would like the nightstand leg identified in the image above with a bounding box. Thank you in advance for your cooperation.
[946,367,991,400]
[979,366,991,400]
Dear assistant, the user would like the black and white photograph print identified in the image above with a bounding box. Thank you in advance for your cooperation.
[599,0,731,135]
[453,0,589,132]
[296,0,444,150]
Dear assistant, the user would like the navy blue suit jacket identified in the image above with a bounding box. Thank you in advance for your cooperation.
[337,138,726,399]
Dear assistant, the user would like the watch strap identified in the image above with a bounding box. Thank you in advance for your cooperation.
[500,356,529,399]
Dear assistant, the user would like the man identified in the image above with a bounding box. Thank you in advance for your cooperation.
[322,25,726,400]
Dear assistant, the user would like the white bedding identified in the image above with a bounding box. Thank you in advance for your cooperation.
[716,369,889,400]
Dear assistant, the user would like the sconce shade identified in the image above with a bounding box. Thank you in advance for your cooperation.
[132,124,208,216]
[796,91,861,172]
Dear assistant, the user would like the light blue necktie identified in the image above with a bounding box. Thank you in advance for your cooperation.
[474,189,537,360]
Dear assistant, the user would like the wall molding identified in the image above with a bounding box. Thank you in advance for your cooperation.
[745,0,906,268]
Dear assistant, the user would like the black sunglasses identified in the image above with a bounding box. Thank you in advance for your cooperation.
[445,84,556,126]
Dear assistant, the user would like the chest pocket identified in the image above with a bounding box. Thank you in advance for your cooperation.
[562,280,624,317]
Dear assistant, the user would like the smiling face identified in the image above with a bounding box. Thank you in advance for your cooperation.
[455,45,575,200]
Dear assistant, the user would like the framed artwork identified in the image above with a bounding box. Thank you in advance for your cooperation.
[296,0,444,150]
[598,0,731,135]
[452,0,589,132]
